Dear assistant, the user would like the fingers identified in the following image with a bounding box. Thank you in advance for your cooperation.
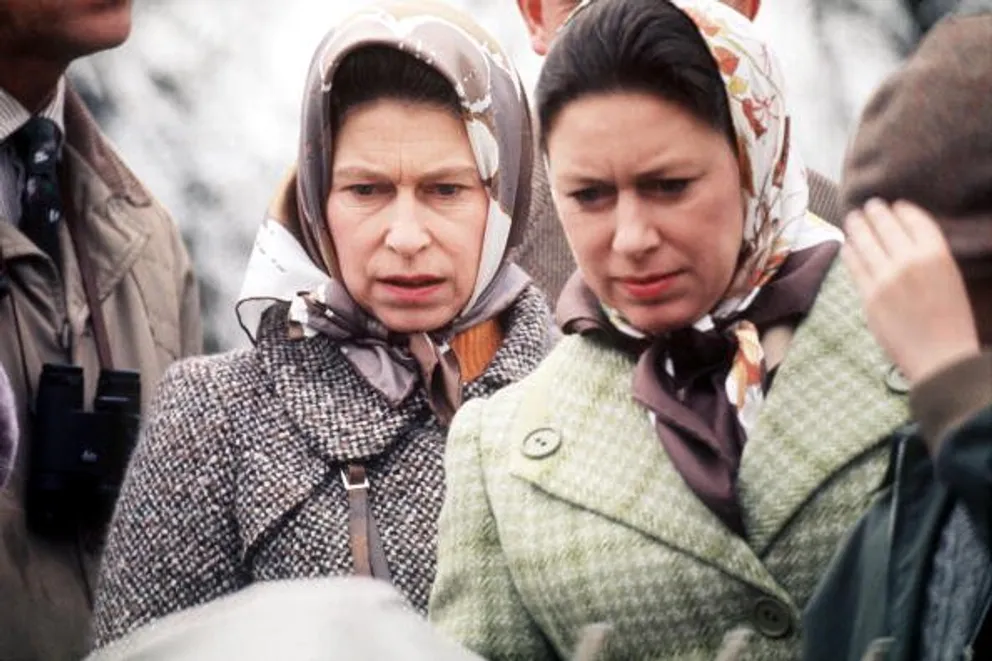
[844,207,888,278]
[889,200,949,249]
[862,198,916,256]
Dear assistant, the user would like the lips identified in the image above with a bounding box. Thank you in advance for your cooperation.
[618,271,682,300]
[379,275,444,288]
[377,275,445,303]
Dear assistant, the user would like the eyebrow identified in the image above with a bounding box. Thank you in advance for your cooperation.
[556,161,696,186]
[332,164,481,180]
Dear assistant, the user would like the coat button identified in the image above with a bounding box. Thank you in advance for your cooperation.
[884,364,911,394]
[521,428,561,459]
[752,597,792,639]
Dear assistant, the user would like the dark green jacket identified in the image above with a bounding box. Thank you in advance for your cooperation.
[803,353,992,661]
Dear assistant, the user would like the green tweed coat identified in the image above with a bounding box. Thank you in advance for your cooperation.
[429,261,909,661]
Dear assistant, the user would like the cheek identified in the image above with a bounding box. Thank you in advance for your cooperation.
[559,211,608,265]
[326,199,373,290]
[695,192,745,289]
[438,196,490,291]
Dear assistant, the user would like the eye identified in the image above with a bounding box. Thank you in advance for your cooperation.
[641,178,692,197]
[347,183,383,197]
[567,185,613,207]
[425,183,464,198]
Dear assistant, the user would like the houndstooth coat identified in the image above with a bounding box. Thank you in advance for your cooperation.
[429,261,910,661]
[91,286,553,649]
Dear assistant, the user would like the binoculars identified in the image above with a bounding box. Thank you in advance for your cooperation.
[26,363,141,536]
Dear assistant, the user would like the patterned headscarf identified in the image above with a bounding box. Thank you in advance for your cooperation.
[559,0,841,427]
[237,0,534,424]
[554,0,843,532]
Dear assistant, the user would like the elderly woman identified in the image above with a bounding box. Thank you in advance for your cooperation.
[428,0,909,658]
[90,0,551,647]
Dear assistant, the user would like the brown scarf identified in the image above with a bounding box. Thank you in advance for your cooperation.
[559,244,838,534]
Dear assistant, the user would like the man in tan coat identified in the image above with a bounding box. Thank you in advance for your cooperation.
[0,2,202,659]
[513,0,842,302]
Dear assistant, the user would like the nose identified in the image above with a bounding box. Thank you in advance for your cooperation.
[611,191,660,259]
[384,191,431,256]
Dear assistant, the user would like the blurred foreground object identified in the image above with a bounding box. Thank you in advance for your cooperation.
[86,577,484,661]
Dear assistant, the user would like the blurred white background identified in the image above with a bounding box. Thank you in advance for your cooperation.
[69,0,946,351]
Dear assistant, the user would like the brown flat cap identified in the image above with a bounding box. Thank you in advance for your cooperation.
[842,11,992,259]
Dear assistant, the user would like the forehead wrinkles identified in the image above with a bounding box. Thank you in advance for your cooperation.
[334,106,477,177]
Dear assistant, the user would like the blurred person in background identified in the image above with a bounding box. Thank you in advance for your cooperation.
[804,9,992,661]
[429,0,909,657]
[90,0,552,649]
[0,0,201,658]
[511,0,843,304]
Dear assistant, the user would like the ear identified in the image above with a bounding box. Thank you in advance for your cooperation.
[517,0,552,56]
[724,0,761,20]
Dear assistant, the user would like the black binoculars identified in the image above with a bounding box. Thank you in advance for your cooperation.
[26,363,141,536]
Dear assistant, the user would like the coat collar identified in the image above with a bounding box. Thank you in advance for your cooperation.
[737,260,909,554]
[508,337,790,599]
[236,286,551,559]
[254,285,552,464]
[507,259,908,597]
[0,85,156,327]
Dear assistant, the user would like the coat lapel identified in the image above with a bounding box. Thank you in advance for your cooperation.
[237,288,553,559]
[507,337,790,598]
[738,260,910,554]
[60,146,151,332]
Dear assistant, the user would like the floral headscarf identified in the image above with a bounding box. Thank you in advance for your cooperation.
[237,0,534,424]
[555,0,843,532]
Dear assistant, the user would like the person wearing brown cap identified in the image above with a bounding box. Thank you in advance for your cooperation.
[512,0,844,304]
[803,10,992,661]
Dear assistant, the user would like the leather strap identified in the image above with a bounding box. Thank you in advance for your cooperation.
[60,175,114,370]
[341,464,391,581]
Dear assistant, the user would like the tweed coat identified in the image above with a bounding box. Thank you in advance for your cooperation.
[91,285,552,648]
[429,260,910,661]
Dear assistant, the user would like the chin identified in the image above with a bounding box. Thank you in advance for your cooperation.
[374,309,455,335]
[71,7,132,55]
[617,302,703,336]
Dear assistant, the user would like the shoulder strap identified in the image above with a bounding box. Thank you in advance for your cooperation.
[342,464,391,581]
[60,175,114,370]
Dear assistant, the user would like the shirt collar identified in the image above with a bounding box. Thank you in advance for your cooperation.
[0,77,66,144]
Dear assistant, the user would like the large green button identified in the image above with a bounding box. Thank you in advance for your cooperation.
[752,597,792,639]
[521,428,561,459]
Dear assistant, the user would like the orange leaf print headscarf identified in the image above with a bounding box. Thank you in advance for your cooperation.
[555,0,843,533]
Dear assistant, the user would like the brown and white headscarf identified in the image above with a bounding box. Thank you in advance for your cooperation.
[237,0,534,424]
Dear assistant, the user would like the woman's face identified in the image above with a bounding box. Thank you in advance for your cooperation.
[547,90,745,334]
[327,99,489,333]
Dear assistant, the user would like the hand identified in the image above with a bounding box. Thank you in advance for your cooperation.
[843,199,980,385]
[267,164,299,224]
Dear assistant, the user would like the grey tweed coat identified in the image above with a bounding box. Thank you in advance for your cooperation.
[91,286,552,648]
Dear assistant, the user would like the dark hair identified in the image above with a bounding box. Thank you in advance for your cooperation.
[536,0,735,151]
[330,45,462,133]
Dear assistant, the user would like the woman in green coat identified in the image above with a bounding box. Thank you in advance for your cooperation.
[428,0,908,658]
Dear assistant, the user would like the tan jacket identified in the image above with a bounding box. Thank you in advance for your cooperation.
[0,86,201,661]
